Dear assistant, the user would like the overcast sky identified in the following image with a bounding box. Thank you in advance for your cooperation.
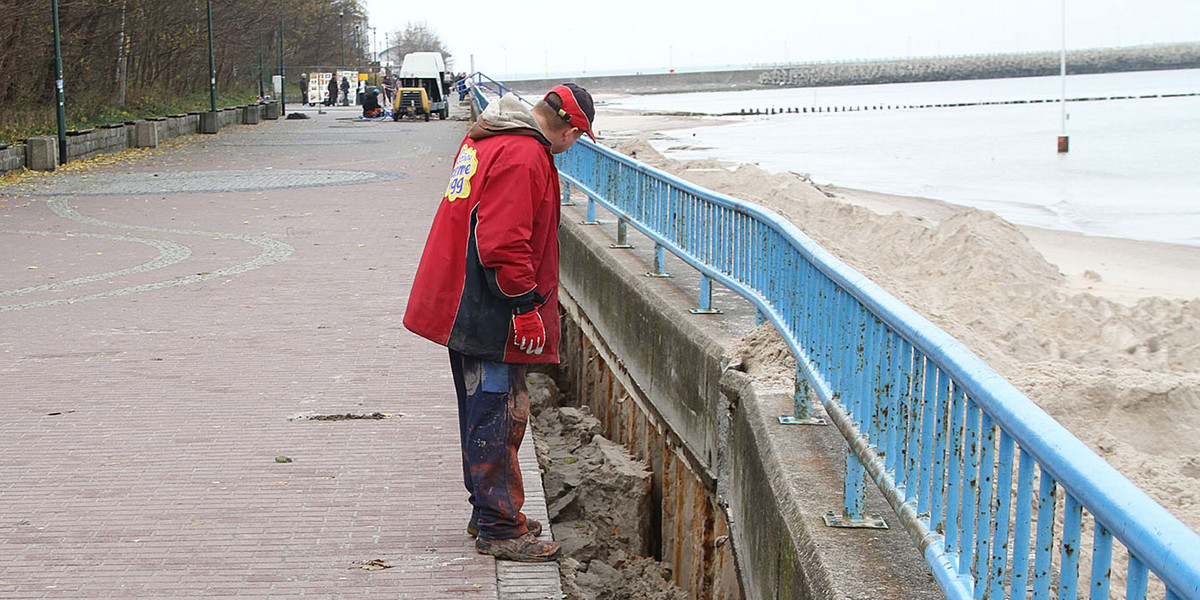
[360,0,1199,79]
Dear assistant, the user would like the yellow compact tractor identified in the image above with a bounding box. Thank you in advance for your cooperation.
[393,87,433,121]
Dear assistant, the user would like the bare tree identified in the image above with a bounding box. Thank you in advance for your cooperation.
[387,22,451,69]
[0,0,366,139]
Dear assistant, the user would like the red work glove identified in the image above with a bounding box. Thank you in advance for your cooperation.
[512,309,545,355]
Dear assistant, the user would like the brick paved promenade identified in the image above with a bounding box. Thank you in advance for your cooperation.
[0,104,560,599]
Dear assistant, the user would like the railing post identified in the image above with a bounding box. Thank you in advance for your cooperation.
[779,364,827,425]
[1090,523,1113,600]
[959,401,981,577]
[580,197,600,225]
[1059,493,1083,600]
[645,243,671,278]
[1011,450,1036,597]
[560,177,575,206]
[823,450,885,529]
[973,413,997,591]
[989,432,1016,600]
[846,450,867,522]
[610,217,633,249]
[1032,473,1057,599]
[1126,556,1149,599]
[690,274,722,314]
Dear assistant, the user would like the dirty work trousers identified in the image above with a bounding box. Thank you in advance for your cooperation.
[448,349,533,540]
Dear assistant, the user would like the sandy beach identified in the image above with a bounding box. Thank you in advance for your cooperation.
[590,95,1200,578]
[829,185,1200,303]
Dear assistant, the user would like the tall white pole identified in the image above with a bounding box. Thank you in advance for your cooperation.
[1058,0,1069,152]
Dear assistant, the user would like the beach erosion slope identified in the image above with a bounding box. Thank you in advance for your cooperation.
[591,102,1200,554]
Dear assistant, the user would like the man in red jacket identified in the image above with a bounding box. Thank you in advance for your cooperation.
[403,83,595,562]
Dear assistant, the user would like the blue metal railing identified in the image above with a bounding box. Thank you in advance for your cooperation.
[471,82,1200,600]
[458,72,517,108]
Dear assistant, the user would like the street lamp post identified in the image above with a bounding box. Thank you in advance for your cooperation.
[339,11,345,67]
[258,48,265,98]
[206,0,216,112]
[369,26,377,85]
[51,0,67,165]
[278,4,285,115]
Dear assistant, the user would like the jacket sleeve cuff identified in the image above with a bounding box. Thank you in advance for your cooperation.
[511,291,546,314]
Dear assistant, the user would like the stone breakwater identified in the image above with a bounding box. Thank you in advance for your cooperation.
[759,43,1200,88]
[506,43,1200,95]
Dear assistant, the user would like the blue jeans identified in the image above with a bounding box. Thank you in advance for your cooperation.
[448,350,533,539]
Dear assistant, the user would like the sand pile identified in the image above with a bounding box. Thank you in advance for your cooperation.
[611,137,1200,541]
[528,372,687,600]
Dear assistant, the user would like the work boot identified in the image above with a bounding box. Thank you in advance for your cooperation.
[475,532,562,563]
[467,518,541,538]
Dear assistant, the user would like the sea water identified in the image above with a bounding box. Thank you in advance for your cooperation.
[606,69,1200,246]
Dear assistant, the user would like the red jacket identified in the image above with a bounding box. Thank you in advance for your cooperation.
[403,127,561,363]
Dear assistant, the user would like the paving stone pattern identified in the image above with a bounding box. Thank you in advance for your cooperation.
[3,170,402,197]
[0,105,561,599]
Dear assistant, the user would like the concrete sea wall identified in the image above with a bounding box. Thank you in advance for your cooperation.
[556,208,942,599]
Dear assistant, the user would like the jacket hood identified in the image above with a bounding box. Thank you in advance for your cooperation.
[468,93,550,146]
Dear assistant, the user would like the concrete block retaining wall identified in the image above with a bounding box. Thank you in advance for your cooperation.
[0,102,278,176]
[65,124,130,163]
[0,144,25,174]
[159,114,199,139]
[557,213,944,600]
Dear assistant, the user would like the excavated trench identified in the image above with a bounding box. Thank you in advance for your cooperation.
[527,370,689,600]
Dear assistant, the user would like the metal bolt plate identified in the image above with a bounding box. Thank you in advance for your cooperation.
[822,511,889,529]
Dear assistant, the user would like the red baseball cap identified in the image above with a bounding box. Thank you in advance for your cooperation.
[547,83,595,141]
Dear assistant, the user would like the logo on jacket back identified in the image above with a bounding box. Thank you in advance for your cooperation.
[445,144,479,202]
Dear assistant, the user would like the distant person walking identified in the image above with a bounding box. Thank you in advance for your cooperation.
[299,74,309,106]
[340,76,350,106]
[403,83,596,563]
[457,73,469,102]
[326,75,338,107]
